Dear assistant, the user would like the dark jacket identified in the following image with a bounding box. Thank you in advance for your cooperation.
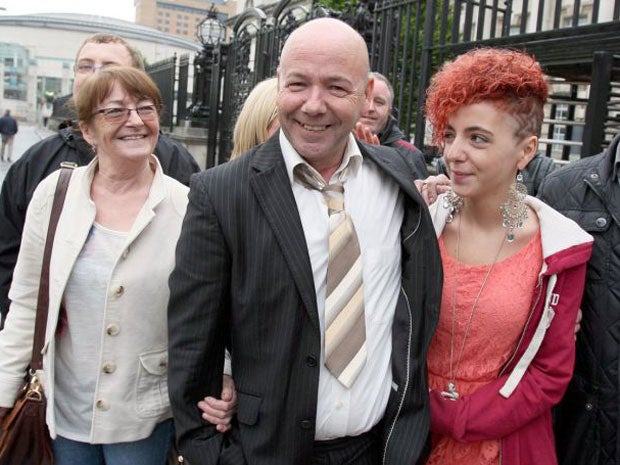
[436,151,555,196]
[0,114,18,136]
[379,116,429,180]
[0,128,200,322]
[537,132,620,465]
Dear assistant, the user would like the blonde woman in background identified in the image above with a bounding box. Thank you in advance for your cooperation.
[230,77,279,159]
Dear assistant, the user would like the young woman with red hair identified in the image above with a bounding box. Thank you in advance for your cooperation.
[422,48,592,465]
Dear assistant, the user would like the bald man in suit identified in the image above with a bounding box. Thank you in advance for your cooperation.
[168,18,442,465]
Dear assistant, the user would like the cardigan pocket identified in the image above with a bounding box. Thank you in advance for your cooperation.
[135,348,170,418]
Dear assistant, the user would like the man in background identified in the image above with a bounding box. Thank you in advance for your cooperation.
[538,132,620,465]
[357,71,428,179]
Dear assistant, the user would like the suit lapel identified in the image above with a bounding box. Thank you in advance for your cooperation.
[249,137,320,329]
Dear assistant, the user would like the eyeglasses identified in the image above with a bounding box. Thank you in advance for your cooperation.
[75,63,113,74]
[93,105,159,123]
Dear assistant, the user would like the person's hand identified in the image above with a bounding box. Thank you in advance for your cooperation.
[354,122,379,145]
[414,174,451,205]
[197,374,238,433]
[574,308,583,341]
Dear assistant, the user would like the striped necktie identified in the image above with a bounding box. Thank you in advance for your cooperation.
[294,163,366,388]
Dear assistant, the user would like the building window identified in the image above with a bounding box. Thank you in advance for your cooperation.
[1,46,29,101]
[561,5,592,26]
[510,21,520,34]
[555,104,569,121]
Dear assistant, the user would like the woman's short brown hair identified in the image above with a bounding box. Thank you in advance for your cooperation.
[76,66,163,126]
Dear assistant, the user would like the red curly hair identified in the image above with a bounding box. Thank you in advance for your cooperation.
[425,48,549,146]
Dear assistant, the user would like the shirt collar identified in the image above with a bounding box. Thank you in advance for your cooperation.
[280,132,363,186]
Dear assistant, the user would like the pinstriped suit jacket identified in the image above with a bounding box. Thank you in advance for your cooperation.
[168,133,442,465]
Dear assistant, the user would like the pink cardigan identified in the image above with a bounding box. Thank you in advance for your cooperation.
[428,196,593,465]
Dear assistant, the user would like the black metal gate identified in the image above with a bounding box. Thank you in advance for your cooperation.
[167,0,620,168]
[146,55,176,133]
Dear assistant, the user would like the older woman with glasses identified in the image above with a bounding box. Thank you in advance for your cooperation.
[0,66,203,465]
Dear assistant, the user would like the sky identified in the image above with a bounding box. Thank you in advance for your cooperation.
[0,0,135,22]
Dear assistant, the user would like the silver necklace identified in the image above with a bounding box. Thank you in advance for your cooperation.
[441,216,505,401]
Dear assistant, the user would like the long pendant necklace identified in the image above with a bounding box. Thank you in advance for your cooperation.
[441,216,505,401]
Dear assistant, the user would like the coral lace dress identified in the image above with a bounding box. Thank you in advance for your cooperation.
[427,233,542,465]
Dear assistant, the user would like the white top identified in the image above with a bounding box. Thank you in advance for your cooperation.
[280,132,404,440]
[55,223,127,441]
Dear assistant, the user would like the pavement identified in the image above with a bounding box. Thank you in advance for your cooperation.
[0,124,55,185]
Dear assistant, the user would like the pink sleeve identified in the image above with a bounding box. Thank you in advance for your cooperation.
[430,263,587,442]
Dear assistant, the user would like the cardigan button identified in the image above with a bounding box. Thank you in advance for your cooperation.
[106,324,120,336]
[102,362,116,374]
[113,285,124,296]
[595,217,607,228]
[95,399,109,411]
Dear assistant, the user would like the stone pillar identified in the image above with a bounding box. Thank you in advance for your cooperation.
[165,123,209,170]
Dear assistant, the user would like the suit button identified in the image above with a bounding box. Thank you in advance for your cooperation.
[306,356,317,367]
[585,402,593,411]
[102,362,116,374]
[106,324,120,336]
[300,419,313,429]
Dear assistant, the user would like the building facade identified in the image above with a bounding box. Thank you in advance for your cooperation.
[135,0,237,41]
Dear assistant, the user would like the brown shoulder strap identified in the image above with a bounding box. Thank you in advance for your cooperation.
[30,163,77,370]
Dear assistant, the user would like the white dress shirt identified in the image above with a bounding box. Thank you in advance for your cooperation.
[280,132,404,440]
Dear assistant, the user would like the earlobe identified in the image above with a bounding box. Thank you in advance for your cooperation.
[517,135,538,170]
[80,122,93,145]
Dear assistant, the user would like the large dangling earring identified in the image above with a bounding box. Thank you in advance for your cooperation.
[443,189,463,223]
[500,172,528,242]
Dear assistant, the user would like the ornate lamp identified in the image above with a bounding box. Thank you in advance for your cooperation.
[197,5,226,46]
